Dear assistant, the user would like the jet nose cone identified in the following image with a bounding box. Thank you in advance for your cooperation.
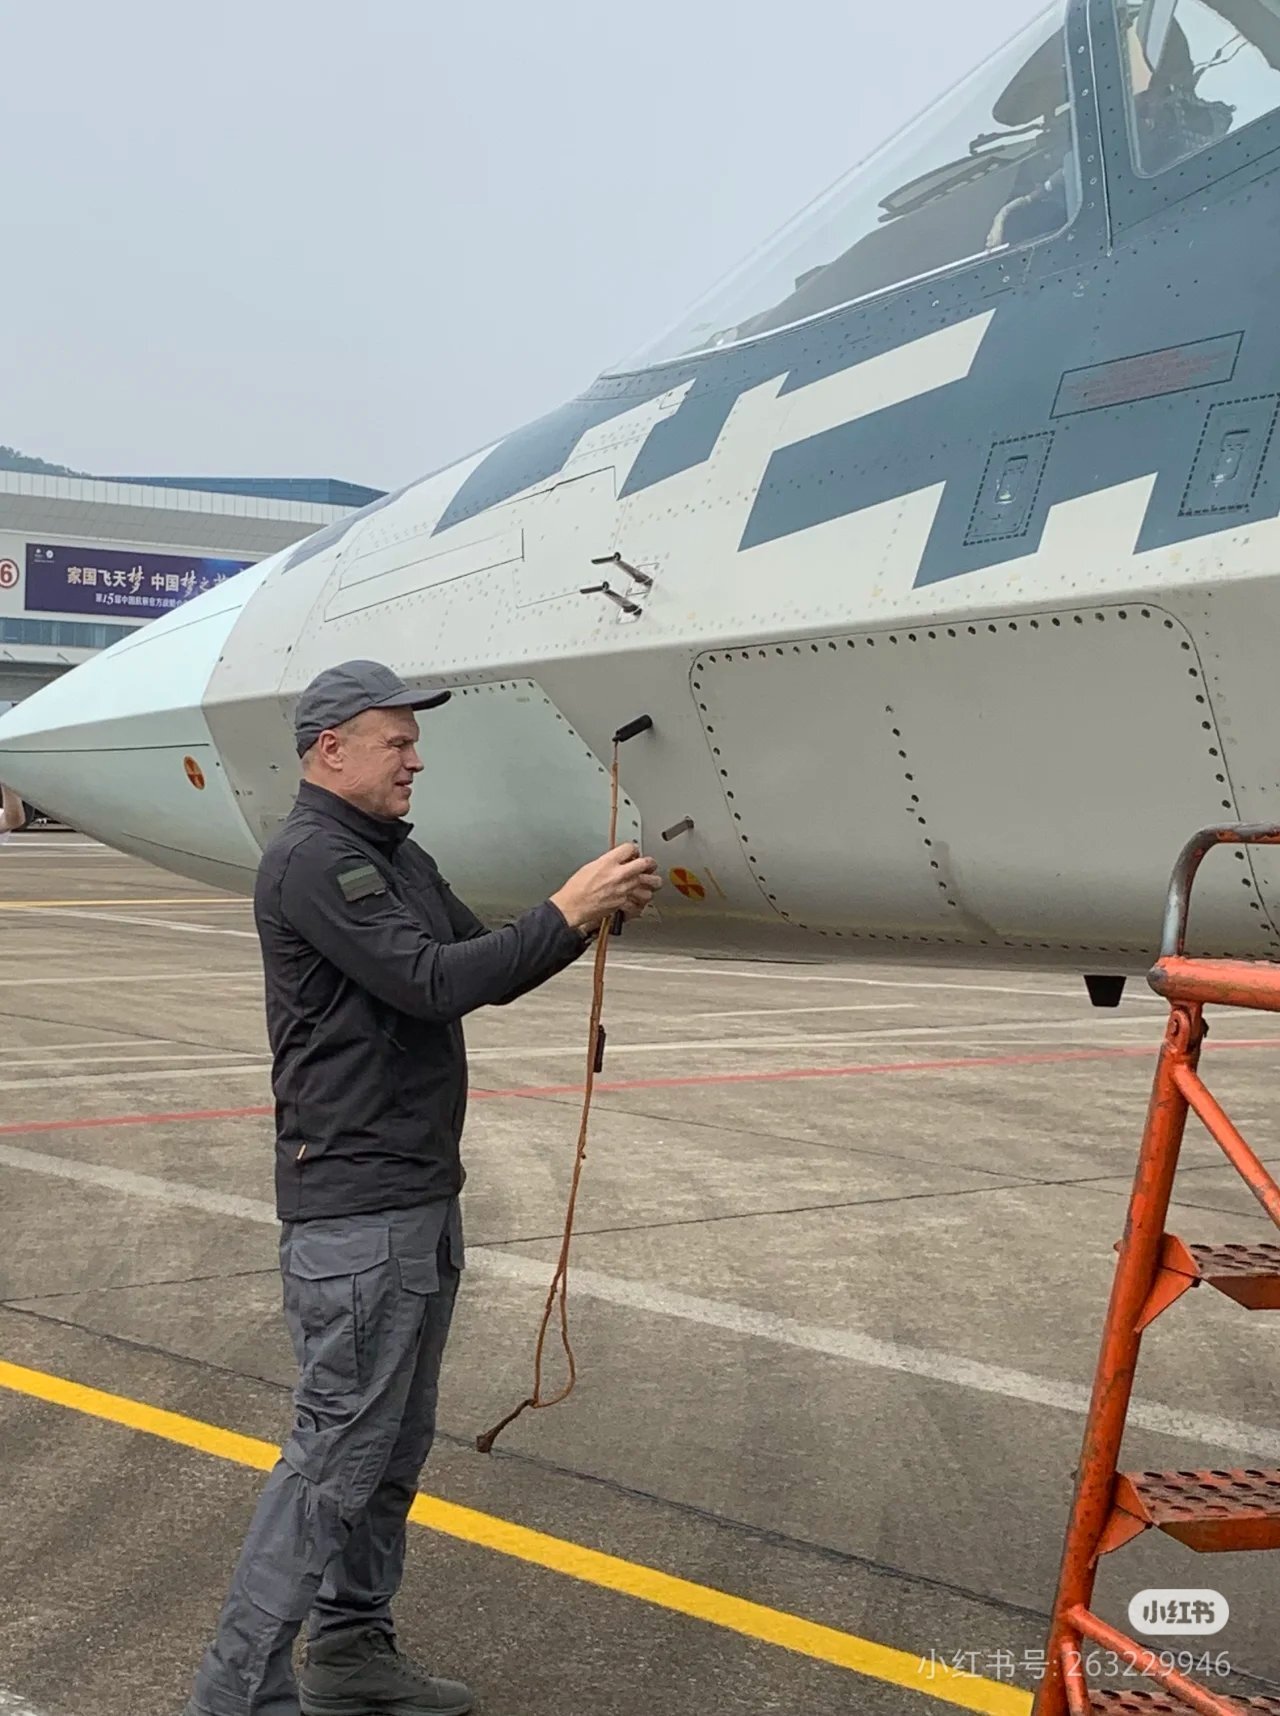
[0,566,273,891]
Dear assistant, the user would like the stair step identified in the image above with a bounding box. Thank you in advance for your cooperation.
[1115,1469,1280,1552]
[1091,1692,1280,1713]
[1189,1242,1280,1309]
[1133,1237,1280,1328]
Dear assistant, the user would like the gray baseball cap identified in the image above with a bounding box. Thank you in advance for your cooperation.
[294,659,451,754]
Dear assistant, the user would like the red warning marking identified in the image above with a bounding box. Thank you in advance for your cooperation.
[183,756,206,790]
[2,1039,1279,1145]
[0,1104,273,1138]
[483,1042,1217,1098]
[670,867,706,900]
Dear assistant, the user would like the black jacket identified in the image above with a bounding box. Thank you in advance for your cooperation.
[254,780,587,1221]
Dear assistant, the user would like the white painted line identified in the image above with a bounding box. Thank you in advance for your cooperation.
[472,1032,949,1059]
[0,1050,251,1072]
[0,1021,1137,1083]
[0,969,258,989]
[879,1029,1201,1051]
[0,1062,268,1092]
[31,909,257,939]
[606,962,1159,1001]
[2,1142,1279,1459]
[0,899,250,911]
[477,1252,1280,1460]
[0,1024,1265,1087]
[0,1688,48,1715]
[685,1003,918,1020]
[0,1035,249,1058]
[466,1015,1169,1060]
[0,1145,273,1222]
[0,1037,184,1057]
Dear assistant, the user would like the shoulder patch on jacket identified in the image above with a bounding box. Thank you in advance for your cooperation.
[335,861,385,903]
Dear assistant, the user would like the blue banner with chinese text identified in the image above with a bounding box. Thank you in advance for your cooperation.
[25,542,255,620]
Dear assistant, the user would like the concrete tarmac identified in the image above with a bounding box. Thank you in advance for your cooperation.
[2,835,1280,1714]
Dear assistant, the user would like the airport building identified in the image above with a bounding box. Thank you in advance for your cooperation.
[0,470,382,704]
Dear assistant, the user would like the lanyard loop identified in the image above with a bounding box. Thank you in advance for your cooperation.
[475,737,623,1453]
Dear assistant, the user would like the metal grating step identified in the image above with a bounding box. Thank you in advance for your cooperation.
[1091,1691,1280,1713]
[1114,1469,1280,1552]
[1189,1243,1280,1309]
[1132,1237,1280,1329]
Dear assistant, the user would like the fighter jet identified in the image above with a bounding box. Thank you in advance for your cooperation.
[3,0,1279,979]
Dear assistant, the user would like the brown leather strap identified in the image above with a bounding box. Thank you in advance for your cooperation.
[475,740,621,1453]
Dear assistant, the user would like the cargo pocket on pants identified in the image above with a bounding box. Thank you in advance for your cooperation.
[282,1223,392,1398]
[394,1251,440,1297]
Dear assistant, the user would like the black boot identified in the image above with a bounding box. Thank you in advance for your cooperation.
[299,1625,472,1716]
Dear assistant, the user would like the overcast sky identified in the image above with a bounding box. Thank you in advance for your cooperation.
[7,0,1040,493]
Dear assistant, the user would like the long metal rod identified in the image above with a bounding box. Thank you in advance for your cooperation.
[1175,1062,1280,1229]
[1160,823,1280,958]
[1032,1004,1204,1715]
[1151,954,1280,1012]
[1058,1643,1089,1716]
[1068,1605,1239,1716]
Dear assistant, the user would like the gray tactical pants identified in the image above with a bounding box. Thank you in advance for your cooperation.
[190,1199,463,1716]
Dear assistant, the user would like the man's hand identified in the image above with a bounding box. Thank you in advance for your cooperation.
[551,843,662,934]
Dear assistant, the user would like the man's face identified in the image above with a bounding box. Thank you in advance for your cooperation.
[324,706,423,819]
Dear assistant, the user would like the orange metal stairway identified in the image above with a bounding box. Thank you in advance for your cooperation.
[1034,826,1280,1716]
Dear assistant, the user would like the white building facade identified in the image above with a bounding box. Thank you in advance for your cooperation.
[0,471,377,704]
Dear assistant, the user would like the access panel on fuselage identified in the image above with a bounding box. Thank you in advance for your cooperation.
[693,605,1274,958]
[691,638,964,943]
[404,678,641,917]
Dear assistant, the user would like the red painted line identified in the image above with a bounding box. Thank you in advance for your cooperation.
[471,1037,1280,1100]
[1,1039,1277,1144]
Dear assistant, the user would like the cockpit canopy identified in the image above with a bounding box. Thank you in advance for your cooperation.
[1123,0,1280,173]
[616,2,1076,372]
[613,0,1280,374]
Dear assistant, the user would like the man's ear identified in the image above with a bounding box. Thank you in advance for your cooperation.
[313,729,343,769]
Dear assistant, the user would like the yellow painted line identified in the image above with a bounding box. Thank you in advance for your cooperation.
[0,1358,278,1465]
[0,1357,1029,1714]
[0,897,244,909]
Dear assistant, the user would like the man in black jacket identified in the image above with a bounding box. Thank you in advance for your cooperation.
[183,660,660,1716]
